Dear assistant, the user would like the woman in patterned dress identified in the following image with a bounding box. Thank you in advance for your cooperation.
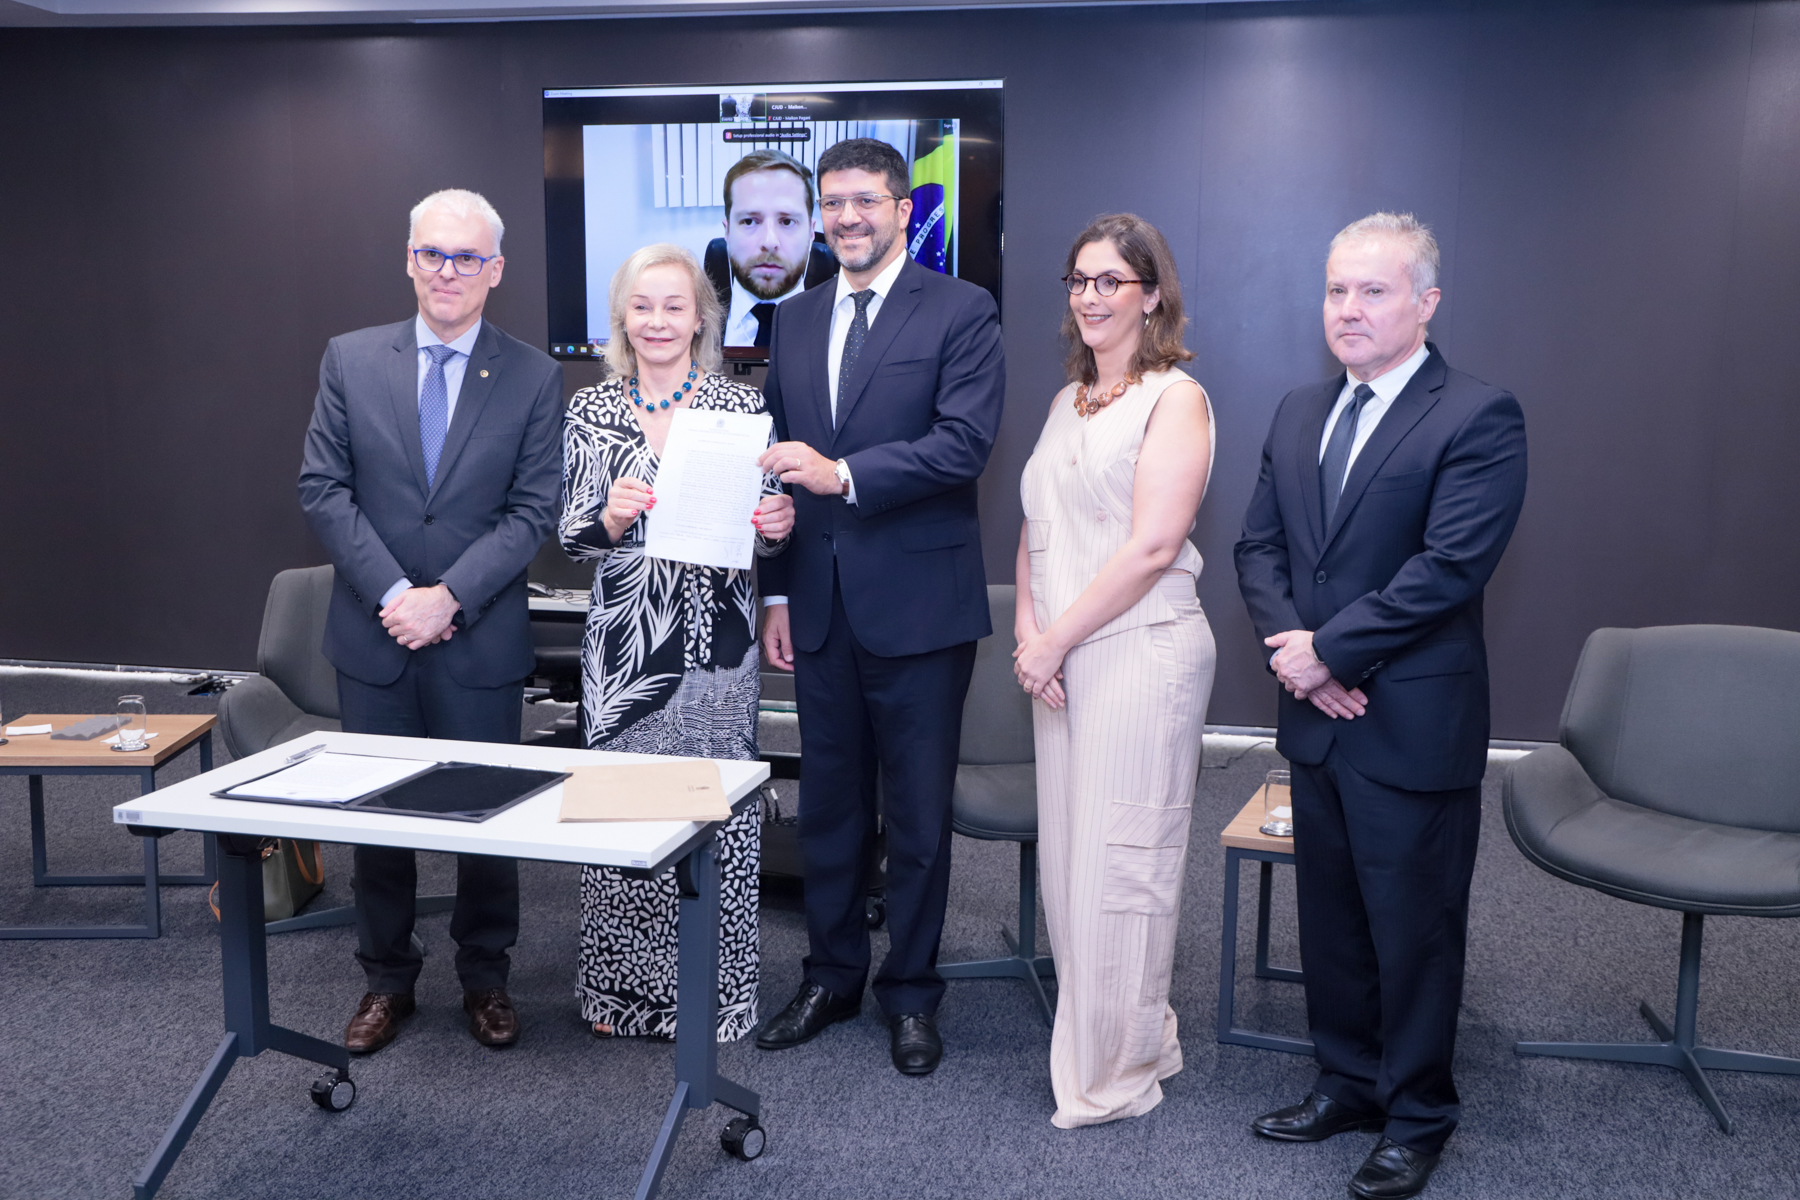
[560,243,793,1040]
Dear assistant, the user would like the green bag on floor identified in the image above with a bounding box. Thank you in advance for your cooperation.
[209,839,325,922]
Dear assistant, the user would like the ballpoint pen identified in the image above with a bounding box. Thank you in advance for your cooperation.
[284,743,328,766]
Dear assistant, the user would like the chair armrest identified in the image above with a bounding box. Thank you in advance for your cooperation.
[217,673,307,761]
[1503,744,1606,866]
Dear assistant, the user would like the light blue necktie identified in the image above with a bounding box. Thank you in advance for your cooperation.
[420,343,456,488]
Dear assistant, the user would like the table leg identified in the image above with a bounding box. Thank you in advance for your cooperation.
[1216,847,1242,1043]
[133,834,353,1200]
[140,769,161,937]
[26,738,214,890]
[1217,848,1313,1055]
[3,771,160,939]
[1253,860,1304,984]
[635,837,761,1200]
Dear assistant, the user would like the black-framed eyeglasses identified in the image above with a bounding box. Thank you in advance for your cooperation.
[411,247,498,276]
[819,193,905,215]
[1063,272,1145,297]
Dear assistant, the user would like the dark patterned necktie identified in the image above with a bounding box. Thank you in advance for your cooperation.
[834,289,875,428]
[750,302,777,347]
[420,343,456,488]
[1321,383,1374,525]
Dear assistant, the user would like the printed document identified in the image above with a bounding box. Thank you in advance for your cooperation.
[644,408,772,571]
[225,753,435,804]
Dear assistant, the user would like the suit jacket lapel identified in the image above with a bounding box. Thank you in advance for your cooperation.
[830,259,924,448]
[386,322,430,497]
[800,285,835,444]
[426,321,501,504]
[1294,376,1339,555]
[1321,348,1447,552]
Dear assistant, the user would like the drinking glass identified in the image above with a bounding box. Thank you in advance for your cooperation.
[1259,768,1293,837]
[113,694,148,752]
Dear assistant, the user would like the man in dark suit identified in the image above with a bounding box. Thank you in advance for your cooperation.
[754,138,1005,1076]
[298,189,562,1055]
[1234,213,1526,1199]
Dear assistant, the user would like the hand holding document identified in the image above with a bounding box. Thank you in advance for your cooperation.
[558,759,732,823]
[644,408,774,571]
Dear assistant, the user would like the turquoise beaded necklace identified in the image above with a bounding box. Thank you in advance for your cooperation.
[629,360,699,410]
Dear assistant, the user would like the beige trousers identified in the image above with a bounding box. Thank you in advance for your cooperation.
[1034,578,1215,1128]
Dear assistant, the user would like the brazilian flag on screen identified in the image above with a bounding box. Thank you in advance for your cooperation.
[907,120,957,275]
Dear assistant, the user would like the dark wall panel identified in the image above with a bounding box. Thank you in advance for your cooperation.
[1,1,1797,741]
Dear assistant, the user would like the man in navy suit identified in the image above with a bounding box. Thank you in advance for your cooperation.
[299,189,562,1056]
[1235,213,1526,1199]
[754,138,1005,1076]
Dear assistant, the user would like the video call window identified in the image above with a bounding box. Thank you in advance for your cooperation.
[543,80,1005,362]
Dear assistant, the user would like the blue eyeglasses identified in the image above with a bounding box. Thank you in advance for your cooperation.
[411,247,498,276]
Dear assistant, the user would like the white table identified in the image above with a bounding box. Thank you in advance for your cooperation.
[113,731,770,1200]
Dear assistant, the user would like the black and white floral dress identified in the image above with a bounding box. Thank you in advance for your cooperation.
[560,372,784,1041]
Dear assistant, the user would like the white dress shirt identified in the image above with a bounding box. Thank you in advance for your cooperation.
[762,253,908,608]
[383,315,484,609]
[724,275,804,347]
[1317,340,1430,470]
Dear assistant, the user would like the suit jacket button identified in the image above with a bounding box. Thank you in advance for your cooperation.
[424,514,434,524]
[1315,570,1327,583]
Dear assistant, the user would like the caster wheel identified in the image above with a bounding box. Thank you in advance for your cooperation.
[310,1073,356,1112]
[721,1116,766,1161]
[865,897,887,930]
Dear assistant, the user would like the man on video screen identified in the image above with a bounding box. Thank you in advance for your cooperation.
[708,149,836,349]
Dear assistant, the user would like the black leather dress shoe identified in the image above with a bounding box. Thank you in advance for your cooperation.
[889,1013,942,1075]
[754,981,860,1050]
[1349,1138,1441,1199]
[1252,1091,1386,1142]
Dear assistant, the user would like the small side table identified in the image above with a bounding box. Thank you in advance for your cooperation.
[1216,787,1312,1054]
[0,713,216,939]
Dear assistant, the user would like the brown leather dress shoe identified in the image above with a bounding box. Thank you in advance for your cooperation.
[345,992,415,1054]
[464,988,520,1047]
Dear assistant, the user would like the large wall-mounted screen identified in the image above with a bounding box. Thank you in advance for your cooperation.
[543,79,1004,363]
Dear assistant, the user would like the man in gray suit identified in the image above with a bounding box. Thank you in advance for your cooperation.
[298,189,562,1054]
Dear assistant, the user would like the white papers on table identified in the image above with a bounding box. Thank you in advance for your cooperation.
[224,752,436,804]
[643,408,773,571]
[4,724,52,736]
[104,732,162,745]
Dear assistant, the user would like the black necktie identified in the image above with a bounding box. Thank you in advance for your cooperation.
[1321,383,1374,525]
[750,302,777,348]
[834,289,875,428]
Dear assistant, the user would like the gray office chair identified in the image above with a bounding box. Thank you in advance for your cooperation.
[218,566,343,758]
[1505,624,1800,1133]
[940,584,1056,1026]
[219,566,451,936]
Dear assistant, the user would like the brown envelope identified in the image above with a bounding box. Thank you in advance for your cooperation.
[556,759,732,823]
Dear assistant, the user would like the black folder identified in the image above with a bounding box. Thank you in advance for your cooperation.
[215,760,570,823]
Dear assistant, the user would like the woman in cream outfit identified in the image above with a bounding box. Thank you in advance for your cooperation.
[1015,213,1217,1128]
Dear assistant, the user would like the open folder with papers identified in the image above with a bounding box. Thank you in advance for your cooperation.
[219,752,569,822]
[557,759,732,823]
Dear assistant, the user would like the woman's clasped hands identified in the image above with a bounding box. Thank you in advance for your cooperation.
[1012,614,1068,710]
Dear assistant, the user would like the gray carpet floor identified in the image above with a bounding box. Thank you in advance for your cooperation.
[2,670,1797,1200]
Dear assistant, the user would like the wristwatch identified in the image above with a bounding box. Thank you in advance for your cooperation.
[834,458,851,498]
